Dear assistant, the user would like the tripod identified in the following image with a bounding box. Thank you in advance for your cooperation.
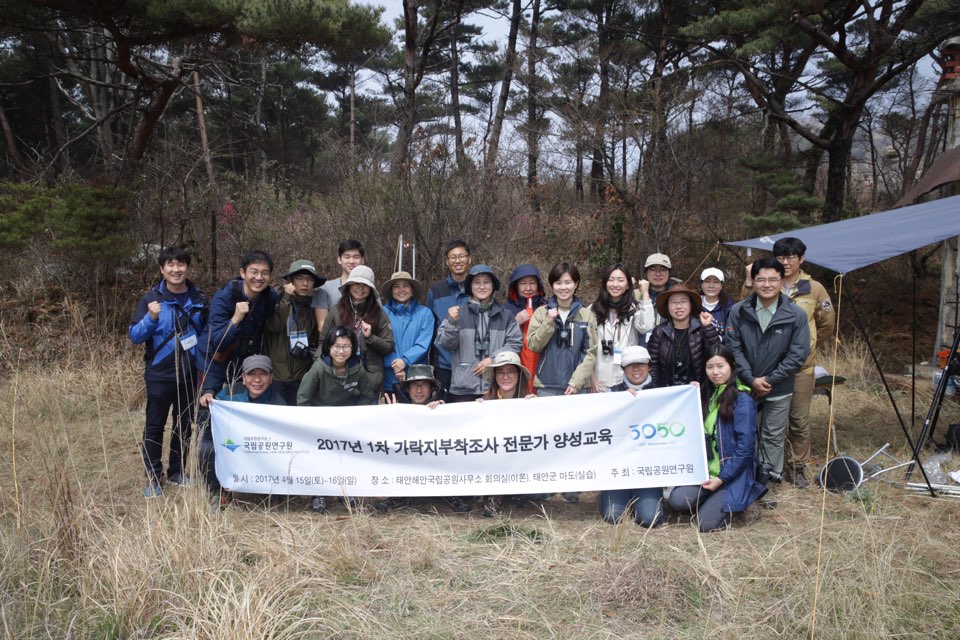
[905,323,960,481]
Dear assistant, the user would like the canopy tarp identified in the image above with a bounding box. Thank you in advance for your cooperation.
[726,194,960,274]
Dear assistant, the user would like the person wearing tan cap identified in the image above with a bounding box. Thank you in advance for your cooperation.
[647,284,720,387]
[321,265,395,394]
[381,271,436,394]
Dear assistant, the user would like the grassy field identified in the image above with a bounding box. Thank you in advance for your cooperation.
[3,335,960,639]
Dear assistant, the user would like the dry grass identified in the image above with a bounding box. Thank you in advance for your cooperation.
[2,328,960,639]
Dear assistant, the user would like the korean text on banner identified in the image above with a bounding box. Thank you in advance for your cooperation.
[209,385,708,497]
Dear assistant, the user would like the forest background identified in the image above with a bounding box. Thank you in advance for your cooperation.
[3,2,960,638]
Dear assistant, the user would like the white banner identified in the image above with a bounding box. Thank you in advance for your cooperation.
[209,385,708,496]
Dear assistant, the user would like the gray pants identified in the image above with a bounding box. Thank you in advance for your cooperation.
[757,394,793,474]
[668,485,730,533]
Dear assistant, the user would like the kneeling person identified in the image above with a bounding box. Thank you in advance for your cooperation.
[198,355,286,507]
[599,346,664,527]
[377,365,446,511]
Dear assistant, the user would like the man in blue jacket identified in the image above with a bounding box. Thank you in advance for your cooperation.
[198,249,278,402]
[427,239,472,399]
[129,247,207,498]
[725,257,810,493]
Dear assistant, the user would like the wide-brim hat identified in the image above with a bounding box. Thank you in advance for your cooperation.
[339,265,380,301]
[656,283,703,318]
[283,259,326,287]
[401,364,443,395]
[482,351,531,390]
[381,270,425,302]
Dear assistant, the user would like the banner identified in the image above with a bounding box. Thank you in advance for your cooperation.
[209,385,708,496]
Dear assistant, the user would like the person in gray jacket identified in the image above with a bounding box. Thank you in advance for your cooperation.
[725,257,810,488]
[435,264,522,402]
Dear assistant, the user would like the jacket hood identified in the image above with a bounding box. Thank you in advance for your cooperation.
[465,264,501,294]
[507,264,546,304]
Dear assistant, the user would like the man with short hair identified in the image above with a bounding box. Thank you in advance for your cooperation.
[770,237,835,488]
[377,364,446,512]
[198,354,286,507]
[198,249,278,400]
[129,247,207,497]
[264,259,326,404]
[643,252,673,327]
[726,257,810,493]
[312,239,365,329]
[427,239,472,398]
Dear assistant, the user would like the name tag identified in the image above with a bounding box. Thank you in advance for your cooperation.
[179,333,198,351]
[289,330,308,350]
[613,348,623,366]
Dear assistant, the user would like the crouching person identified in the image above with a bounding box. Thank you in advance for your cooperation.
[668,345,767,532]
[297,325,377,515]
[376,364,445,512]
[599,346,664,527]
[197,355,286,509]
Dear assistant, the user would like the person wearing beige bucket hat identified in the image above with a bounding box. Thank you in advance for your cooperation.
[321,265,395,394]
[381,271,436,394]
[647,283,719,387]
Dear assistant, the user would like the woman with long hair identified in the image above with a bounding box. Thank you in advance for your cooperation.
[667,344,767,532]
[322,265,394,394]
[589,263,655,392]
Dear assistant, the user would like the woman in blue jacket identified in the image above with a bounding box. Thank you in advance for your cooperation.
[668,344,767,532]
[381,271,435,394]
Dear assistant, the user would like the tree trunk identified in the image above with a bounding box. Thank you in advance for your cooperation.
[485,0,522,169]
[525,0,542,212]
[117,80,177,185]
[449,0,467,171]
[0,100,27,180]
[823,130,855,222]
[394,0,420,174]
[256,57,268,188]
[589,2,610,202]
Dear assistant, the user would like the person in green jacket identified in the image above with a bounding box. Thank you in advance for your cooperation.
[263,259,325,404]
[297,325,377,408]
[297,325,377,515]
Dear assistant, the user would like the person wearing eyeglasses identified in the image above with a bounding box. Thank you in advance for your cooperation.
[726,257,810,501]
[297,325,377,408]
[427,240,473,400]
[198,250,279,404]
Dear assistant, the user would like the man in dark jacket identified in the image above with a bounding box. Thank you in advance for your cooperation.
[263,259,325,404]
[197,354,287,509]
[198,249,278,400]
[129,246,207,497]
[427,239,472,399]
[725,257,810,487]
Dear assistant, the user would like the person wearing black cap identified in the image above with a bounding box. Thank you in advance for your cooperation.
[264,259,326,404]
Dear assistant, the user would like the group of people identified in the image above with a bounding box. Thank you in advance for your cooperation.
[130,236,834,531]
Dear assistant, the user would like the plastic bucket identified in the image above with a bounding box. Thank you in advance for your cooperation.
[934,370,957,396]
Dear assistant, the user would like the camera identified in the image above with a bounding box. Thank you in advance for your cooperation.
[756,463,783,485]
[601,339,614,355]
[291,344,315,359]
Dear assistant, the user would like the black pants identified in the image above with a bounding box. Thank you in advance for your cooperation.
[142,379,195,482]
[435,367,452,402]
[197,410,220,493]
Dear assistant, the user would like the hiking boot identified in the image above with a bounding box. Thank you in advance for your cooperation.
[482,496,502,518]
[143,480,163,498]
[167,473,190,487]
[374,497,411,512]
[792,466,810,489]
[446,496,472,513]
[311,496,327,515]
